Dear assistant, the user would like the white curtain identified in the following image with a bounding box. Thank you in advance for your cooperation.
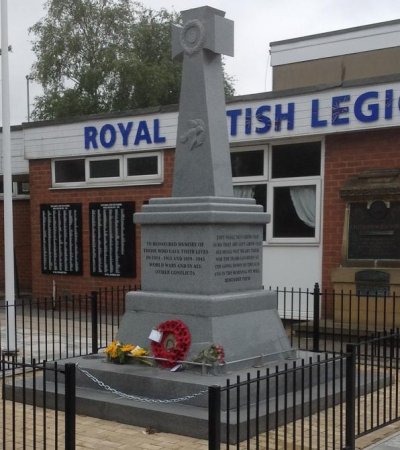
[289,186,316,228]
[233,185,254,198]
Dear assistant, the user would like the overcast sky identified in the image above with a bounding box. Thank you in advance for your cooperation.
[5,0,400,125]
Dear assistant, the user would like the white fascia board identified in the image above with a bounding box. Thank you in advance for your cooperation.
[23,111,178,160]
[271,22,400,66]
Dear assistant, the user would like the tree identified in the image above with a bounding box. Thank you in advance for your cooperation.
[29,0,235,121]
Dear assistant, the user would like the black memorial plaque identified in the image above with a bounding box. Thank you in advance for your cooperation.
[348,201,400,260]
[355,270,390,296]
[41,203,83,275]
[90,202,135,277]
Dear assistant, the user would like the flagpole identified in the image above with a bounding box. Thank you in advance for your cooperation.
[1,0,16,352]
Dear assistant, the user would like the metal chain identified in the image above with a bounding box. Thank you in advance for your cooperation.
[76,365,208,404]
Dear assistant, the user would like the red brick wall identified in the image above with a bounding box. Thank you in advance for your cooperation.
[323,128,400,295]
[0,199,32,294]
[30,150,174,298]
[24,127,400,299]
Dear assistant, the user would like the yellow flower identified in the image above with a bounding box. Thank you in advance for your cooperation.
[105,341,123,358]
[121,344,135,353]
[130,346,149,357]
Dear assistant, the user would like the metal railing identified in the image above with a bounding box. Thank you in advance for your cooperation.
[209,353,347,449]
[3,283,400,364]
[274,284,400,354]
[347,332,400,444]
[208,332,400,450]
[1,358,76,449]
[0,285,136,364]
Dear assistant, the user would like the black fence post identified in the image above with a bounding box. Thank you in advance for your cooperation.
[209,385,221,450]
[64,363,76,450]
[91,291,98,354]
[344,343,356,450]
[313,283,321,352]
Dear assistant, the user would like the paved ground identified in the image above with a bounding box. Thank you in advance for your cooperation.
[2,377,400,449]
[72,416,400,450]
[364,428,400,450]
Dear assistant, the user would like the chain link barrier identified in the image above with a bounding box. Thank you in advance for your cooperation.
[76,365,209,404]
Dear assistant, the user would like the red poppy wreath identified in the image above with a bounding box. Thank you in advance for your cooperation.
[151,320,191,368]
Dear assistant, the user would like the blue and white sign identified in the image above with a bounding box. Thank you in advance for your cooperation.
[23,81,400,159]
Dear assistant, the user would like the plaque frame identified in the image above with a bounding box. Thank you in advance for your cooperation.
[40,203,83,275]
[89,202,135,278]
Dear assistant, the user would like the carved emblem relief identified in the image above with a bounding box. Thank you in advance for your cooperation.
[179,19,206,55]
[179,119,206,150]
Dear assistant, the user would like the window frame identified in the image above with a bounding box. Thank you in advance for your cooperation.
[231,140,323,245]
[267,139,322,245]
[271,141,321,179]
[124,152,163,183]
[51,152,164,188]
[52,158,86,187]
[231,145,269,241]
[230,145,268,184]
[0,178,30,199]
[87,155,123,183]
[267,178,321,245]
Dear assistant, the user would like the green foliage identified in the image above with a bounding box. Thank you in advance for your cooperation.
[29,0,235,120]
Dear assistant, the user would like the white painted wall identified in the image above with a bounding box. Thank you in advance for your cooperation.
[262,244,321,319]
[271,20,400,66]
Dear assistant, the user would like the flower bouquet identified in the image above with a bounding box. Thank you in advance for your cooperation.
[104,341,151,364]
[104,341,135,364]
[193,344,225,365]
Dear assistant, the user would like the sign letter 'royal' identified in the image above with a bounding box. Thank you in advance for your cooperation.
[84,119,166,150]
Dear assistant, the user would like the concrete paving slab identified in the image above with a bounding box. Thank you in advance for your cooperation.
[365,430,400,450]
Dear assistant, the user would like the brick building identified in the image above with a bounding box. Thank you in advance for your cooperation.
[1,19,400,318]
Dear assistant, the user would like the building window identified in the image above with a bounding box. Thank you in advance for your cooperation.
[231,150,264,178]
[52,152,163,188]
[126,154,161,179]
[231,141,322,244]
[54,159,85,184]
[88,157,121,180]
[272,142,321,178]
[268,141,322,244]
[16,181,30,196]
[231,146,268,239]
[234,183,267,240]
[272,185,316,238]
[0,175,30,198]
[231,147,267,182]
[233,184,266,209]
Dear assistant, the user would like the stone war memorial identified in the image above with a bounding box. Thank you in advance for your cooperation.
[118,5,292,367]
[46,6,297,439]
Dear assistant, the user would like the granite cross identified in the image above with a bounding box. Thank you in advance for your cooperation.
[171,6,234,198]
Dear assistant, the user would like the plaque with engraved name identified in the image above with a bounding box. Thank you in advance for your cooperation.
[348,201,400,259]
[90,202,135,277]
[41,203,83,275]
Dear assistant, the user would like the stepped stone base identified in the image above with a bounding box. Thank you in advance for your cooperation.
[5,351,352,442]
